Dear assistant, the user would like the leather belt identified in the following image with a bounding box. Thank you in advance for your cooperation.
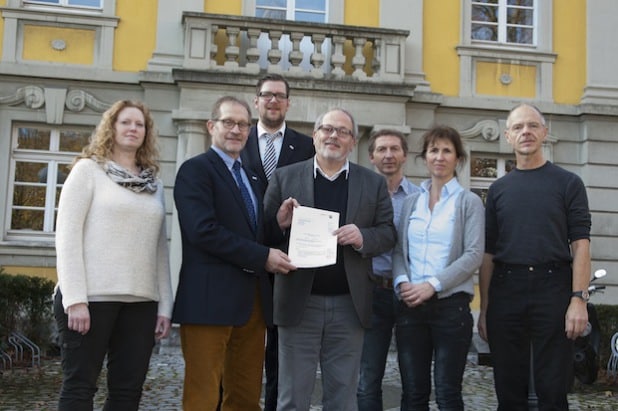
[369,273,393,289]
[494,261,571,272]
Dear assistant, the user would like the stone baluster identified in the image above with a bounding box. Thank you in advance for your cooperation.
[224,26,240,68]
[288,31,305,75]
[210,25,219,68]
[331,35,346,78]
[352,37,368,79]
[310,33,325,79]
[371,38,381,79]
[246,28,261,74]
[267,30,283,73]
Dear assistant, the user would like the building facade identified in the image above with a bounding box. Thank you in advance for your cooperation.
[0,0,616,303]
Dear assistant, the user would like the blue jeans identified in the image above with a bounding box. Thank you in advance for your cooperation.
[395,292,472,411]
[357,285,398,411]
[54,291,157,411]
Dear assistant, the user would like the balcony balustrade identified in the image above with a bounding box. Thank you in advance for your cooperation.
[182,12,409,83]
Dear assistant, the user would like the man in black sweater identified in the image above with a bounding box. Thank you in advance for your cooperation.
[478,103,591,410]
[264,107,396,410]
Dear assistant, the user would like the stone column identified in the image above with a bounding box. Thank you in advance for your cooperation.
[148,0,204,72]
[169,119,208,294]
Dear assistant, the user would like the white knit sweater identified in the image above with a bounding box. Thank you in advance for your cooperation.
[55,158,173,318]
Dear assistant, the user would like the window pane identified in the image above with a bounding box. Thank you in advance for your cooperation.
[11,209,44,231]
[508,0,533,6]
[297,0,325,11]
[13,185,47,208]
[57,163,71,185]
[68,0,102,7]
[15,161,50,183]
[471,157,498,178]
[472,4,498,22]
[507,26,533,44]
[26,0,60,4]
[295,11,325,23]
[257,0,286,7]
[471,23,497,41]
[59,129,91,152]
[508,8,533,25]
[256,9,287,19]
[17,128,51,150]
[473,0,498,4]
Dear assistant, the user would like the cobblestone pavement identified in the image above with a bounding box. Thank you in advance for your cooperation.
[1,344,617,410]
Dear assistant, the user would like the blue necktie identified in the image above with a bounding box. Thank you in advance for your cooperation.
[232,161,257,230]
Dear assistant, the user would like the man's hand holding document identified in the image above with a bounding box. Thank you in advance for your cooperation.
[288,206,339,268]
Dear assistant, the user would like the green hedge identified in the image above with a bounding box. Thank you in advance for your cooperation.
[596,304,618,369]
[0,268,55,354]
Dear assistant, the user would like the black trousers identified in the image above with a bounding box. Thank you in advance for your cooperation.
[54,291,157,411]
[487,264,573,411]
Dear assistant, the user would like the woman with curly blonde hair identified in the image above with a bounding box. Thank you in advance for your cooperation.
[74,100,160,173]
[54,99,173,410]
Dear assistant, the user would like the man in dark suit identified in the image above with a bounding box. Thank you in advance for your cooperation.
[172,96,296,411]
[241,73,314,192]
[264,107,397,411]
[241,73,314,411]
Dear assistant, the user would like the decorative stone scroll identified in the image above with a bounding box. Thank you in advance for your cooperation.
[0,86,45,109]
[65,89,112,113]
[460,119,500,142]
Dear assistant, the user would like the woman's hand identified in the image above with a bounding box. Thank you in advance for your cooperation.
[155,316,171,340]
[67,303,91,335]
[399,281,436,307]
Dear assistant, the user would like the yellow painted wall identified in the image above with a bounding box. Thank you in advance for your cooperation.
[476,61,536,98]
[205,0,241,15]
[113,0,158,72]
[424,0,460,96]
[345,0,379,26]
[22,25,95,64]
[553,1,586,104]
[2,266,57,283]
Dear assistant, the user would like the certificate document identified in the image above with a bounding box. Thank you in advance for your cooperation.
[288,206,339,268]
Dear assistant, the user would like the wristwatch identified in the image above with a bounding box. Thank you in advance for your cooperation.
[571,290,590,302]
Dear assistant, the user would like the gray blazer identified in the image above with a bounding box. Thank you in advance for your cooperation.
[392,189,485,298]
[263,159,396,328]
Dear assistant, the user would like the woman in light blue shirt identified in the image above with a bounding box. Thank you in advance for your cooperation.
[392,126,484,410]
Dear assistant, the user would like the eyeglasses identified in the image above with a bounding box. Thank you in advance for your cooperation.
[213,119,251,131]
[317,125,354,138]
[258,92,289,101]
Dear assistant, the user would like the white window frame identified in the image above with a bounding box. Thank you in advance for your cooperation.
[244,0,342,24]
[255,0,327,22]
[22,0,105,13]
[458,0,555,101]
[470,0,536,46]
[2,0,118,69]
[469,154,515,204]
[6,124,92,242]
[248,0,336,72]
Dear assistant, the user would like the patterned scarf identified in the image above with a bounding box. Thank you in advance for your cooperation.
[103,160,158,194]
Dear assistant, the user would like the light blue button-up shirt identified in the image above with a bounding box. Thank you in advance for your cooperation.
[372,177,419,278]
[396,177,463,292]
